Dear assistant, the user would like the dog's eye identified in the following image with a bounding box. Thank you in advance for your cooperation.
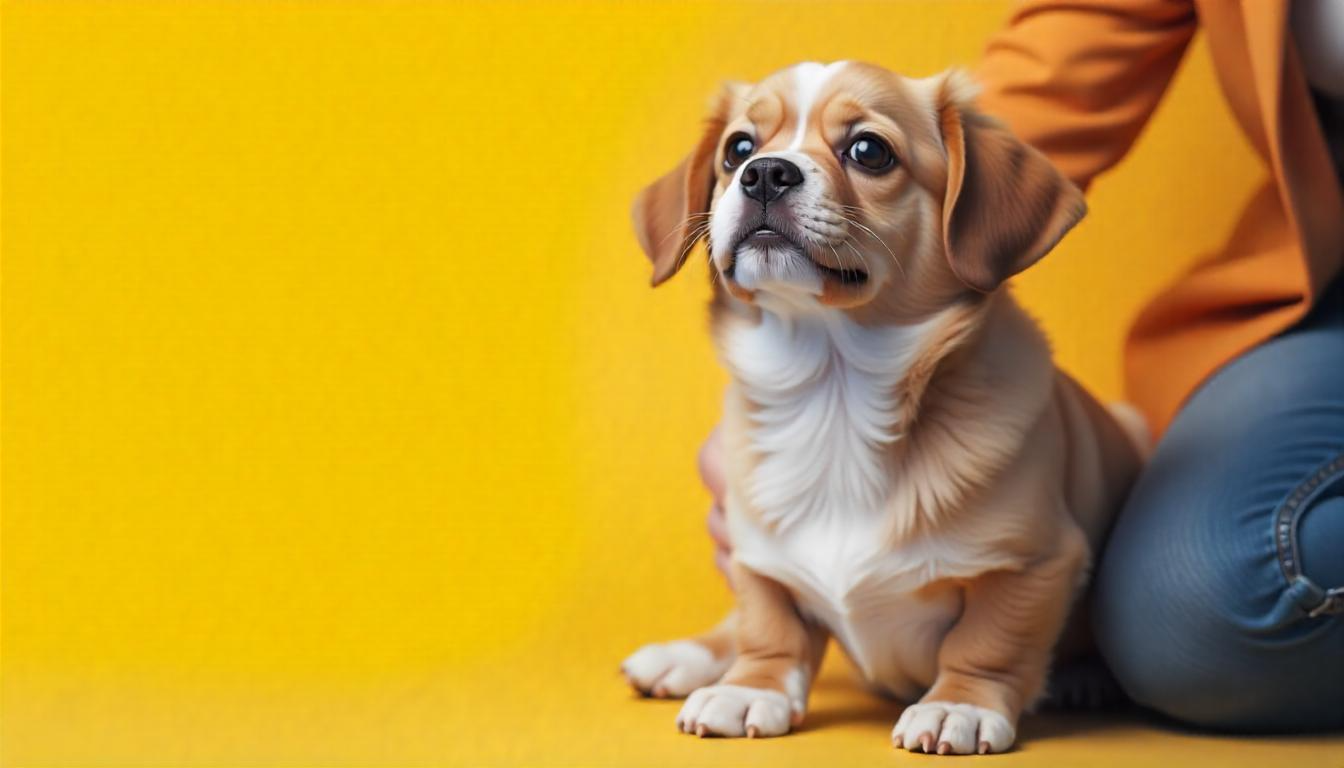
[845,134,895,173]
[723,133,755,170]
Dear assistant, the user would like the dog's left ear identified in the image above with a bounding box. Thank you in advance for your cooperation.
[935,70,1086,292]
[632,82,747,286]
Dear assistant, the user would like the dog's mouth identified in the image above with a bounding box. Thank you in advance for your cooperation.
[727,227,869,286]
[738,226,793,250]
[809,258,869,286]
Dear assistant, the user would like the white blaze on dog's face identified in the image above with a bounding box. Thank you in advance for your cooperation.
[632,61,1086,319]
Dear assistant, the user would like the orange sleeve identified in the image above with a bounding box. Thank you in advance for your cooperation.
[975,0,1198,190]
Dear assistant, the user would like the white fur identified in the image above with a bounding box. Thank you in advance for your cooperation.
[787,62,848,150]
[708,163,749,270]
[782,665,809,716]
[678,684,793,738]
[722,302,1018,700]
[729,241,825,293]
[892,701,1016,754]
[725,302,934,531]
[622,640,729,697]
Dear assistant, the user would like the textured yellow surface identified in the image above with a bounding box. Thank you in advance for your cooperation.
[3,1,1341,765]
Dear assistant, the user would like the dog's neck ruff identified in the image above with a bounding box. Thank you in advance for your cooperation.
[724,296,942,532]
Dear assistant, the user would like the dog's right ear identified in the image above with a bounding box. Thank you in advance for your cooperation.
[631,82,747,287]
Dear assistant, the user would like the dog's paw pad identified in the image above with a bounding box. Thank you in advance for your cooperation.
[892,701,1015,755]
[620,641,729,698]
[676,684,791,738]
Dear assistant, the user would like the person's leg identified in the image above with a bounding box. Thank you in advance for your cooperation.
[1093,283,1344,732]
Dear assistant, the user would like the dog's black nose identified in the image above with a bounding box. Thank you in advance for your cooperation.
[740,157,803,204]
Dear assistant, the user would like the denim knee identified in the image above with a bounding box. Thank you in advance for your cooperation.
[1092,451,1344,732]
[1092,281,1344,732]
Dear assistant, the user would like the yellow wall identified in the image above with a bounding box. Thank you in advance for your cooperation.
[3,2,1282,765]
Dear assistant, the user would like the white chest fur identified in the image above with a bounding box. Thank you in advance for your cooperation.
[721,301,987,699]
[723,303,934,531]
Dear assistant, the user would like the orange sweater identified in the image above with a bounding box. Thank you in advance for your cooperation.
[977,0,1344,436]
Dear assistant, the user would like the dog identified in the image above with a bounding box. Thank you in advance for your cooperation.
[621,61,1145,755]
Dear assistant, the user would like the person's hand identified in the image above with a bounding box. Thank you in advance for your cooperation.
[698,425,733,584]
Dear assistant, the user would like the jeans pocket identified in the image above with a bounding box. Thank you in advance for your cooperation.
[1272,453,1344,622]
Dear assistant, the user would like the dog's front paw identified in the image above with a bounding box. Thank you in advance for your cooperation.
[891,701,1016,755]
[621,641,729,698]
[676,684,792,738]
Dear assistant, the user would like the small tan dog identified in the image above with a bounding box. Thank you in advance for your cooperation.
[622,61,1144,755]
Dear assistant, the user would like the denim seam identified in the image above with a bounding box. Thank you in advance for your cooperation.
[1273,453,1344,608]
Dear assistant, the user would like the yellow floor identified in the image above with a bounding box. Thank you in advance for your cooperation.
[6,643,1341,765]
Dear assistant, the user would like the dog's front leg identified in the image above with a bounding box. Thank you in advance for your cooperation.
[893,524,1089,755]
[677,561,827,738]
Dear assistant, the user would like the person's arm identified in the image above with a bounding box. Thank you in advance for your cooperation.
[976,0,1198,190]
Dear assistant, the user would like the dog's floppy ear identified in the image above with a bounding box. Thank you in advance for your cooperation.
[632,82,747,286]
[935,70,1086,292]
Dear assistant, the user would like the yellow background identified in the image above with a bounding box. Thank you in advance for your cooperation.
[3,1,1340,765]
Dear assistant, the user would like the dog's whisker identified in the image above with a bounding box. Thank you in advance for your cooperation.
[838,213,903,276]
[840,216,895,259]
[705,241,734,292]
[851,239,882,278]
[669,222,714,276]
[842,237,880,278]
[849,242,870,278]
[828,242,848,275]
[656,212,717,249]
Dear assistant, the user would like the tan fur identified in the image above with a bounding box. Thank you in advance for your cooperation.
[625,62,1142,754]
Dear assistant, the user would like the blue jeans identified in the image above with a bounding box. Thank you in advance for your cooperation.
[1093,278,1344,732]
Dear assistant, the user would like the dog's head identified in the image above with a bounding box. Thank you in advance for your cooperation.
[632,62,1085,317]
